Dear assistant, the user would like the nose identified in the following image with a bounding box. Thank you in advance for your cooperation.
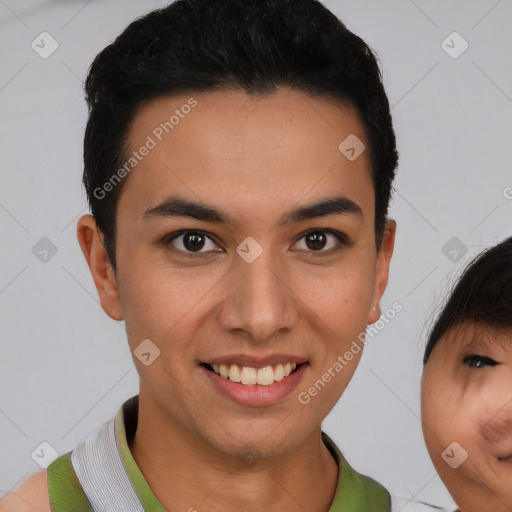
[479,401,512,456]
[216,244,299,343]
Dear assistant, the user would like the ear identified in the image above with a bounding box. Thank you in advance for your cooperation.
[367,219,396,324]
[76,214,123,321]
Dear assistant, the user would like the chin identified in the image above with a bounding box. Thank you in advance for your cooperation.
[203,421,308,460]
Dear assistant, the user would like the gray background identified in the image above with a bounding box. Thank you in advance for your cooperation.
[1,0,511,508]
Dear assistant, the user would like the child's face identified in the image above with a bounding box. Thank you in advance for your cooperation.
[79,87,395,461]
[421,321,512,511]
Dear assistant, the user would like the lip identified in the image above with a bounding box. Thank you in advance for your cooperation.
[203,353,308,368]
[200,362,309,406]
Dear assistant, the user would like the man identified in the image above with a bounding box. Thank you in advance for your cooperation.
[2,0,399,510]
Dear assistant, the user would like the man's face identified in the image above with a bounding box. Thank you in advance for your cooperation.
[421,322,512,511]
[87,88,394,458]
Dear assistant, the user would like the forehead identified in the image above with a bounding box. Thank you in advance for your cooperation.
[436,322,512,355]
[118,87,374,225]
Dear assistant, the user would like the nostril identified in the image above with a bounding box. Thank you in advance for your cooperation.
[479,408,512,460]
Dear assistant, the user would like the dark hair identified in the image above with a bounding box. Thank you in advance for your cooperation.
[423,236,512,364]
[83,0,398,271]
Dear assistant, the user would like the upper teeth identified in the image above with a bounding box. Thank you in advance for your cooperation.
[210,363,297,385]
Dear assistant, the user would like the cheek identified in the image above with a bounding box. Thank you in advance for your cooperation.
[421,384,477,497]
[476,388,512,455]
[297,261,373,393]
[306,250,375,316]
[300,266,375,365]
[421,372,469,453]
[421,371,503,480]
[422,387,451,451]
[117,257,209,358]
[118,265,206,396]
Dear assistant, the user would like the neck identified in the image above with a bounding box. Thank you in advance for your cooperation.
[129,392,339,512]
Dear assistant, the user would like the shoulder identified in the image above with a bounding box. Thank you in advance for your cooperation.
[0,469,51,512]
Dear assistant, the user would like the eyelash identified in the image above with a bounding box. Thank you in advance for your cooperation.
[462,354,499,369]
[161,228,350,258]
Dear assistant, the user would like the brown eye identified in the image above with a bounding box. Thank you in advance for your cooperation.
[295,229,350,253]
[164,230,222,257]
[182,232,206,251]
[306,231,328,250]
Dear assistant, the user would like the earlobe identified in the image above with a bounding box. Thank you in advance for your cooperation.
[368,303,381,325]
[76,214,124,321]
[367,219,396,325]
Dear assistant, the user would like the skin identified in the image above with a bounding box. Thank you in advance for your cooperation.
[422,321,512,512]
[2,88,395,512]
[0,471,48,512]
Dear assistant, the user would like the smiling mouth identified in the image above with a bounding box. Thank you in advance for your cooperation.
[201,362,305,386]
[497,455,512,463]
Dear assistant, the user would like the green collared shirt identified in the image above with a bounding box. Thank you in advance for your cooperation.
[47,395,391,511]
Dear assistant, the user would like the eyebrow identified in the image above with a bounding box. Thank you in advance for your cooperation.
[143,195,363,226]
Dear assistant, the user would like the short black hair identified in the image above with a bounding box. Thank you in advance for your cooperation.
[83,0,399,271]
[423,235,512,365]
